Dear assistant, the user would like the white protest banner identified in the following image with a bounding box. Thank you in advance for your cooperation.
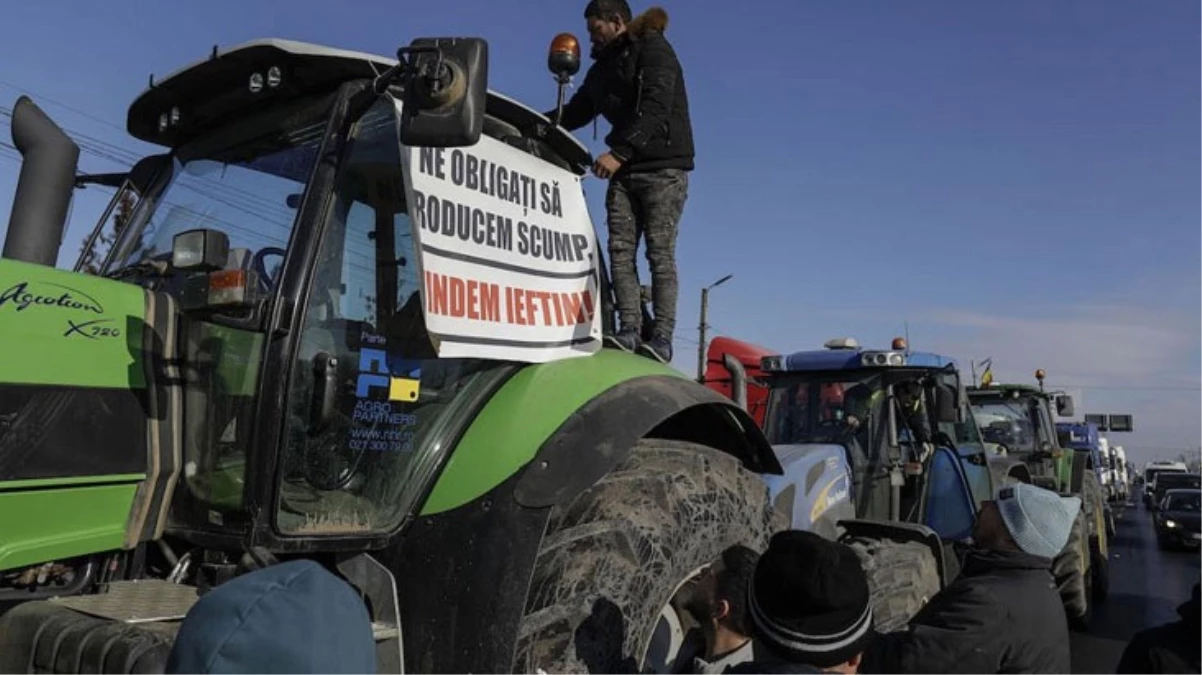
[397,102,602,363]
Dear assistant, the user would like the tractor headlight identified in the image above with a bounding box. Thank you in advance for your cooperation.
[1165,520,1178,529]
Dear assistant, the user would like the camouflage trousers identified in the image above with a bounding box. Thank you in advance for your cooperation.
[604,168,690,341]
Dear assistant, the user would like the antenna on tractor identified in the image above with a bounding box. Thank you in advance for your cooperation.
[547,33,581,126]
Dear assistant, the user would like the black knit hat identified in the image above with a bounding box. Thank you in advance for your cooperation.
[747,530,874,668]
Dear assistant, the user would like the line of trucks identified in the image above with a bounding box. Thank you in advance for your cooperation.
[0,31,1128,674]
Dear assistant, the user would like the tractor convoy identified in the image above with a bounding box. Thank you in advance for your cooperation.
[0,31,1126,675]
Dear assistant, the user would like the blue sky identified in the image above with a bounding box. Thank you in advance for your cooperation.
[0,1,1197,463]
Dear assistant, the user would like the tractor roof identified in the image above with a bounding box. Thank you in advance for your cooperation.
[763,346,956,374]
[126,38,591,173]
[967,383,1046,399]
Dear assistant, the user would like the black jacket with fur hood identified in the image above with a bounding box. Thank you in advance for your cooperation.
[552,7,694,173]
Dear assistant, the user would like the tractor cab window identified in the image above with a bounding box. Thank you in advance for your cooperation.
[275,97,509,536]
[154,94,332,527]
[105,94,331,288]
[972,400,1037,453]
[934,373,983,448]
[764,373,886,451]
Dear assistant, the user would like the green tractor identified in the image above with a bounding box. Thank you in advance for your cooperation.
[967,372,1109,627]
[0,35,985,673]
[0,37,791,673]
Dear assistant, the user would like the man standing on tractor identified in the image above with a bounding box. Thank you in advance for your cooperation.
[548,0,695,363]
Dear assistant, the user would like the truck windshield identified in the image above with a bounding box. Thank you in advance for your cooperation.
[105,93,332,279]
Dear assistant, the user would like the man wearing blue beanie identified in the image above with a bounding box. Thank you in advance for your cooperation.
[859,482,1081,674]
[166,560,376,674]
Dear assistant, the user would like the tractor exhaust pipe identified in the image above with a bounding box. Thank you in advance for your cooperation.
[722,352,748,411]
[2,96,80,267]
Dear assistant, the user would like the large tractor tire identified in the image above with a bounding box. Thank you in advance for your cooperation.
[1052,508,1091,627]
[1090,538,1110,603]
[513,439,778,674]
[843,537,940,634]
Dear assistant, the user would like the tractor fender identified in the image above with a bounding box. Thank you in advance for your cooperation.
[761,443,855,540]
[512,375,781,509]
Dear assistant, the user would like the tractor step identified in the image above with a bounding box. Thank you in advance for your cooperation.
[46,578,398,641]
[50,579,198,623]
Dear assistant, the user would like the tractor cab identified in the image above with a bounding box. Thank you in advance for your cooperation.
[74,39,603,546]
[967,381,1074,492]
[0,37,609,595]
[756,337,990,542]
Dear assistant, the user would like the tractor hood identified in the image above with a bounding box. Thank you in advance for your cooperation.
[762,443,853,535]
[0,259,181,572]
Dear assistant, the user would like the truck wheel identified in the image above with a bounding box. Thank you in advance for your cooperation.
[1052,509,1090,626]
[843,537,940,634]
[513,439,778,674]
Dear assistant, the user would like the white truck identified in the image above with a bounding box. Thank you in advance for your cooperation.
[1098,437,1115,501]
[1143,460,1190,507]
[1112,445,1129,502]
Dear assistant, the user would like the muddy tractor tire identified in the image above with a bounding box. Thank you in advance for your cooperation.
[1052,508,1091,626]
[1090,538,1110,603]
[844,537,941,634]
[513,439,778,674]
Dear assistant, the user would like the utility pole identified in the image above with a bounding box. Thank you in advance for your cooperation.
[697,274,733,382]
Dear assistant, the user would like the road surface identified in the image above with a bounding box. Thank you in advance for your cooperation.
[1070,486,1200,673]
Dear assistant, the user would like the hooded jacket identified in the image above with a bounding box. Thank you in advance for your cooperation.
[551,7,695,173]
[1116,583,1201,673]
[166,560,376,674]
[859,548,1070,674]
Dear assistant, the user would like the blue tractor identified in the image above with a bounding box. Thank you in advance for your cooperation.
[713,336,993,631]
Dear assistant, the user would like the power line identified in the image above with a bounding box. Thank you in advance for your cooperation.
[1048,384,1202,392]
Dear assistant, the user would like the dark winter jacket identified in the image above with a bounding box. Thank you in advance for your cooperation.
[860,548,1069,674]
[549,7,694,173]
[725,658,824,674]
[1115,583,1201,674]
[166,560,376,673]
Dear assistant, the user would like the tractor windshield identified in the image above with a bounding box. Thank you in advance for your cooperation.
[105,93,332,280]
[763,371,887,451]
[971,399,1038,453]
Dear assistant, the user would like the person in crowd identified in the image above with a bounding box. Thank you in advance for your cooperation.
[678,545,759,673]
[167,559,376,674]
[860,482,1080,674]
[548,0,695,363]
[1116,582,1200,674]
[726,530,875,674]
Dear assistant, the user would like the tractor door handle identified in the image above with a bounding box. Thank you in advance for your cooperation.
[309,351,339,434]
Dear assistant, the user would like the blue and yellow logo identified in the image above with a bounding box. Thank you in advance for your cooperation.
[355,348,422,402]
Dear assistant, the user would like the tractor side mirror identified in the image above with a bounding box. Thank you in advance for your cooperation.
[1055,394,1074,417]
[397,37,489,147]
[935,384,959,424]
